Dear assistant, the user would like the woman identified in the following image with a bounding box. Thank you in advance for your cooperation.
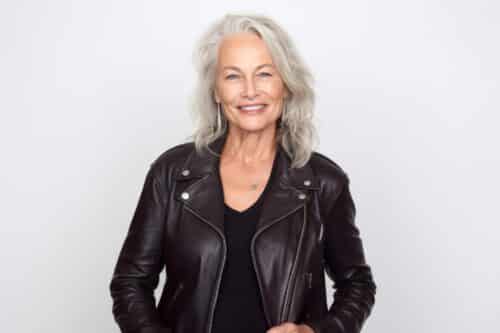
[110,13,377,333]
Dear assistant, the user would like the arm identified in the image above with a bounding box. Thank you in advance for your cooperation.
[109,162,170,333]
[303,174,377,333]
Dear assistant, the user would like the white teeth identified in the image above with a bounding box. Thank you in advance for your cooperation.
[239,104,266,111]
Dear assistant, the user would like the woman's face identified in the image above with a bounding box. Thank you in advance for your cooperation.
[214,32,289,133]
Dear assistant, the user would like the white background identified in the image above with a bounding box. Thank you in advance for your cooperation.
[1,1,499,332]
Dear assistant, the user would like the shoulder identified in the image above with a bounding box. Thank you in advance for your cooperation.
[148,141,195,180]
[309,151,349,183]
[151,141,194,167]
[308,151,350,198]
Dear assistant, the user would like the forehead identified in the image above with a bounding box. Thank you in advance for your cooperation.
[217,32,274,68]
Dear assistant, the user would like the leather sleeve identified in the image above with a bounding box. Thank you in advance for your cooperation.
[109,162,170,333]
[303,174,377,333]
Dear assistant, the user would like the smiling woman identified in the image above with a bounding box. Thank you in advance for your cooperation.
[188,13,317,170]
[110,12,377,333]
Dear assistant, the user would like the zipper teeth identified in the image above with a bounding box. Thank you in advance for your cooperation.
[280,200,308,321]
[184,205,227,333]
[318,221,323,243]
[251,202,306,327]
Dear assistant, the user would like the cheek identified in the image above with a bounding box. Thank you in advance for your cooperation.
[215,78,232,99]
[264,80,286,99]
[269,89,286,102]
[218,84,241,102]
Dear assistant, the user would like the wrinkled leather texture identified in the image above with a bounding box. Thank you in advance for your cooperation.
[109,133,377,333]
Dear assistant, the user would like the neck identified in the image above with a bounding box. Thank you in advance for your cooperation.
[221,128,277,165]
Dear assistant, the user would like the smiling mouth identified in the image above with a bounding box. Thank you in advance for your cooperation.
[237,104,268,111]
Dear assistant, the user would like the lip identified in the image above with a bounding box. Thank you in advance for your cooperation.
[237,103,268,108]
[237,104,268,113]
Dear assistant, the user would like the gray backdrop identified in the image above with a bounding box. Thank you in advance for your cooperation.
[1,1,498,332]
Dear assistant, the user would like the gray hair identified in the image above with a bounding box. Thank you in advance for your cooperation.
[186,12,319,169]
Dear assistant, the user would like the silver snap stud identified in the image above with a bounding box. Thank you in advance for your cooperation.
[181,169,190,176]
[303,180,311,186]
[181,192,190,200]
[298,193,306,200]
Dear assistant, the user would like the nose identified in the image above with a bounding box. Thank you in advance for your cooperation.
[243,77,258,99]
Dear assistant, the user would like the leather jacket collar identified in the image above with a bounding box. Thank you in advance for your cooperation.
[172,133,321,237]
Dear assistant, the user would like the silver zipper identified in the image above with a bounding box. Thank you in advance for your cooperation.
[184,205,227,333]
[250,202,306,327]
[279,200,308,321]
[318,221,323,243]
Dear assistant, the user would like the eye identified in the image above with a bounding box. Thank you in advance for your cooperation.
[258,72,272,77]
[225,74,239,80]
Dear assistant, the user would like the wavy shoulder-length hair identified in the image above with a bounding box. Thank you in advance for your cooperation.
[186,12,318,169]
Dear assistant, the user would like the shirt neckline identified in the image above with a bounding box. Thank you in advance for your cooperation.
[221,150,278,216]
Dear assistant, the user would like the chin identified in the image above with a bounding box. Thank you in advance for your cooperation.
[235,120,275,133]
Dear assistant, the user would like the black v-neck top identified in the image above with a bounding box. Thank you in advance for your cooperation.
[211,154,278,333]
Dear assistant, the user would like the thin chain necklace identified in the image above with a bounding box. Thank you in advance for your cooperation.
[249,154,276,191]
[221,147,276,192]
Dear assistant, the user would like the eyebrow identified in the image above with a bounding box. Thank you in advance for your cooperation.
[222,64,274,72]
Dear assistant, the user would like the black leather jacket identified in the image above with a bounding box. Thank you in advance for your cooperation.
[109,134,377,333]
